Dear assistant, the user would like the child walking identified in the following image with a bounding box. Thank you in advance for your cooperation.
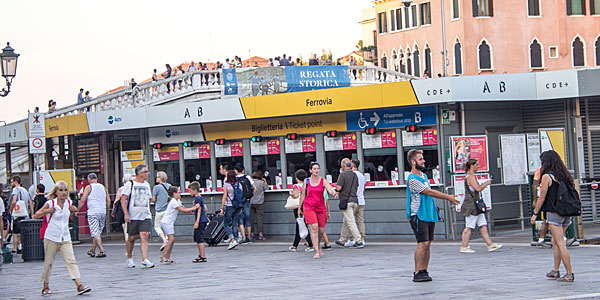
[160,186,197,264]
[189,181,209,263]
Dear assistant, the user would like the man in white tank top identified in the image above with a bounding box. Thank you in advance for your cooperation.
[78,173,111,258]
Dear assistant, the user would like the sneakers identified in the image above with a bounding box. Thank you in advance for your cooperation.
[322,244,332,250]
[335,240,346,247]
[288,246,297,252]
[305,247,315,252]
[127,258,135,268]
[159,243,166,252]
[566,238,577,247]
[460,246,475,253]
[546,270,560,279]
[538,241,552,248]
[242,238,253,244]
[344,240,356,247]
[413,270,432,282]
[487,243,503,252]
[557,273,575,282]
[352,241,365,249]
[141,259,155,268]
[228,239,239,250]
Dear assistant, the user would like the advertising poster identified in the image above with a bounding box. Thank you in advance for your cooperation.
[527,133,541,172]
[183,144,211,159]
[325,134,357,151]
[222,68,238,95]
[539,128,566,163]
[451,136,489,173]
[402,129,438,147]
[153,146,179,161]
[285,66,350,93]
[251,140,280,155]
[454,173,492,212]
[235,67,287,97]
[500,134,528,185]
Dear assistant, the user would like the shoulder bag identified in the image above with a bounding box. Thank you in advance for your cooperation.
[338,173,357,210]
[285,184,300,210]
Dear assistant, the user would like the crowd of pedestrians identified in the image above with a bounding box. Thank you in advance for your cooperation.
[0,148,582,296]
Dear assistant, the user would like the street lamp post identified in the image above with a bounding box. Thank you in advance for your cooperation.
[0,42,20,97]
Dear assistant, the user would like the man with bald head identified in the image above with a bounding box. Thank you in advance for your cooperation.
[335,158,363,248]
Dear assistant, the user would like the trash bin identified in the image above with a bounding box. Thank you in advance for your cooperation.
[20,219,45,262]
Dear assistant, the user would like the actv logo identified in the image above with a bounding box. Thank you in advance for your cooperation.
[165,129,179,138]
[108,116,122,125]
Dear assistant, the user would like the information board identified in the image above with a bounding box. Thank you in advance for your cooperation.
[454,173,492,212]
[450,136,489,173]
[500,134,528,185]
[526,133,541,172]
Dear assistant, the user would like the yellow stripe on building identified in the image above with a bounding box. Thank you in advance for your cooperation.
[46,114,90,138]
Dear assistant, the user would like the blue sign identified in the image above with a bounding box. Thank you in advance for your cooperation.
[346,105,437,131]
[223,68,238,95]
[285,66,350,93]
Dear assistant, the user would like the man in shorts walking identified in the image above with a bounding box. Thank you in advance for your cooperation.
[406,149,459,282]
[121,164,154,268]
[78,173,111,258]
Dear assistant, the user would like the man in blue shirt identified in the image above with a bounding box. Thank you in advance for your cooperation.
[406,149,458,282]
[77,88,84,105]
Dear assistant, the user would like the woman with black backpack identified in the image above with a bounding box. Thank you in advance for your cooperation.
[220,170,243,250]
[530,150,576,282]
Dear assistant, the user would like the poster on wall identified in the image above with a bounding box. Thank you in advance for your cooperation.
[183,144,211,159]
[450,135,489,173]
[500,134,528,185]
[402,129,438,147]
[286,136,316,153]
[215,142,244,158]
[527,133,541,172]
[539,128,566,163]
[454,173,492,212]
[362,131,397,149]
[251,140,280,155]
[324,134,357,151]
[153,146,180,161]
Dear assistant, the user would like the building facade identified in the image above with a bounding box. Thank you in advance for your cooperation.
[372,0,600,77]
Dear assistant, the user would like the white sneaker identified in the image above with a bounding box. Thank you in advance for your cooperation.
[228,239,238,250]
[127,258,135,268]
[304,247,315,252]
[141,259,155,268]
[487,243,503,252]
[460,246,475,253]
[344,240,356,247]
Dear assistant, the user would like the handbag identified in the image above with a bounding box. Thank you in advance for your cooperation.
[285,184,300,210]
[296,217,308,239]
[475,195,487,214]
[12,191,29,218]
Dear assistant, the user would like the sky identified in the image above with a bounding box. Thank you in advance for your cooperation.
[1,0,371,124]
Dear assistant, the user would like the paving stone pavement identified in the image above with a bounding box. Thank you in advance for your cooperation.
[1,240,600,300]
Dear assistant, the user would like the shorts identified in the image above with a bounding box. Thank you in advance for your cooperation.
[193,222,207,243]
[160,222,175,236]
[546,212,572,226]
[87,214,106,238]
[128,219,152,236]
[238,201,251,227]
[12,217,26,234]
[303,209,327,228]
[409,215,435,243]
[465,213,487,229]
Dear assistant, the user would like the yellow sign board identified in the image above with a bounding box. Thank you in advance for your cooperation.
[46,114,90,138]
[539,128,567,163]
[38,169,76,192]
[203,113,348,140]
[240,81,418,119]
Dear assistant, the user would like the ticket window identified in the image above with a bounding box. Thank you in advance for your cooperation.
[215,141,244,186]
[324,133,358,183]
[402,128,440,181]
[153,145,180,186]
[285,136,318,184]
[362,131,399,183]
[183,144,211,188]
[250,139,281,186]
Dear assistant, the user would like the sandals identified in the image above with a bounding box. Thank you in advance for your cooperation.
[162,259,174,264]
[41,288,53,296]
[96,251,106,258]
[86,250,95,258]
[77,285,91,295]
[192,256,207,263]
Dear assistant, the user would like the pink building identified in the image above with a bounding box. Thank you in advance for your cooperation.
[372,0,600,77]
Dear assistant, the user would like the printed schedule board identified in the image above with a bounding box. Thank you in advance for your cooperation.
[499,134,528,185]
[450,136,489,173]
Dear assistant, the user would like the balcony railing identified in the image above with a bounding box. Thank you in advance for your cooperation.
[46,65,417,118]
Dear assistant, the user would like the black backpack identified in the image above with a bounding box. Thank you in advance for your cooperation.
[554,179,582,217]
[237,176,254,200]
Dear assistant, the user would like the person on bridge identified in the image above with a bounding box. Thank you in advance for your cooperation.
[406,149,459,282]
[34,181,91,296]
[459,159,502,253]
[78,173,111,258]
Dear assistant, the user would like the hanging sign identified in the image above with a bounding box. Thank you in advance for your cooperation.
[450,135,489,173]
[153,146,180,161]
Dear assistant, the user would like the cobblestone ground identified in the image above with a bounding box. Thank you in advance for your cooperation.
[1,240,600,300]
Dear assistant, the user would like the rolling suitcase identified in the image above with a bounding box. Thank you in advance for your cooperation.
[204,214,226,246]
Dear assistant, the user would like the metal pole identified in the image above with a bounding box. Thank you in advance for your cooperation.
[518,184,524,231]
[460,103,466,135]
[440,0,448,77]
